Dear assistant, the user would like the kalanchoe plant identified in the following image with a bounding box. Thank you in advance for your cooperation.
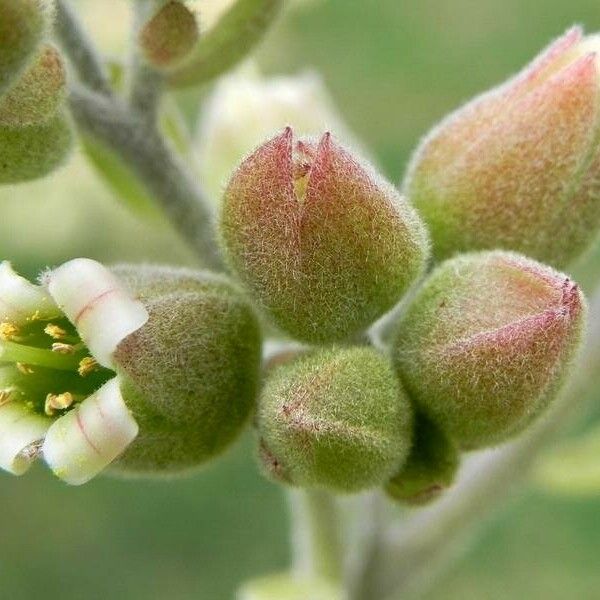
[392,251,586,449]
[0,260,261,484]
[220,127,429,343]
[406,27,600,268]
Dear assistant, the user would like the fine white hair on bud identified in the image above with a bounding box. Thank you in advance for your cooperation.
[42,378,139,485]
[44,258,149,368]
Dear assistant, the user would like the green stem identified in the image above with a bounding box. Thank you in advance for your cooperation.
[168,0,283,88]
[289,489,344,584]
[0,342,81,371]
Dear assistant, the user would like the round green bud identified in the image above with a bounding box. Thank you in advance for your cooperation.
[385,414,459,506]
[220,128,429,344]
[0,45,66,127]
[111,266,262,475]
[0,111,73,184]
[0,0,50,96]
[392,251,586,449]
[257,347,413,493]
[139,1,199,70]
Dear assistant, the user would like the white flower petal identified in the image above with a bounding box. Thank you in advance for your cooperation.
[42,378,138,485]
[44,258,149,367]
[0,403,50,475]
[0,261,59,325]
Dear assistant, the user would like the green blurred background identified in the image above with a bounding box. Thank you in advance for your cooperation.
[2,1,600,598]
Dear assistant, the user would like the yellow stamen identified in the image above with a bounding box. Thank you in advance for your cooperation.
[16,362,34,375]
[0,322,19,341]
[45,392,74,416]
[0,389,14,406]
[51,342,75,355]
[44,323,67,340]
[27,310,41,321]
[78,356,98,377]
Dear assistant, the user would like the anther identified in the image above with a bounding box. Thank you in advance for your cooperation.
[0,389,14,406]
[44,323,67,340]
[16,362,34,375]
[51,342,75,355]
[78,356,98,377]
[45,392,75,416]
[0,322,19,341]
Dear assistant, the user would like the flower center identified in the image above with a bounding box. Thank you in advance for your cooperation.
[0,313,115,419]
[292,140,316,203]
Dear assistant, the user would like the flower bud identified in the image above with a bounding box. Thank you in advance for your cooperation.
[405,27,600,268]
[0,0,50,96]
[0,260,261,485]
[197,69,363,202]
[257,347,413,493]
[392,251,586,449]
[221,128,429,343]
[385,414,459,506]
[0,45,66,127]
[139,1,199,70]
[0,111,73,184]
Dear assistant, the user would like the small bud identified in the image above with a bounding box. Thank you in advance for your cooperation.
[197,70,364,202]
[257,347,413,493]
[0,45,66,127]
[139,1,199,70]
[0,260,261,484]
[221,128,429,343]
[385,414,459,506]
[0,111,73,184]
[406,27,600,268]
[0,0,50,96]
[392,251,586,449]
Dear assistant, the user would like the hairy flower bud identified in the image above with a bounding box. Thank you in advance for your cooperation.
[406,27,600,267]
[111,265,262,475]
[0,0,50,96]
[139,1,199,70]
[257,347,413,493]
[221,128,429,343]
[392,251,586,449]
[0,111,73,184]
[0,45,66,127]
[385,414,459,505]
[0,260,261,484]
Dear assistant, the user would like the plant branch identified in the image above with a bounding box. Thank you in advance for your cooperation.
[68,85,224,270]
[53,0,113,96]
[356,287,600,600]
[168,0,283,88]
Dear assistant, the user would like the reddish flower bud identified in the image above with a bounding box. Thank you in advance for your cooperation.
[406,27,600,268]
[221,128,429,343]
[392,251,586,449]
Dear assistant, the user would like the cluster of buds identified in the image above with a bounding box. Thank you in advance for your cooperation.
[0,260,261,484]
[0,0,73,183]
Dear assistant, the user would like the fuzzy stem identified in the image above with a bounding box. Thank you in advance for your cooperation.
[54,0,114,96]
[289,489,344,584]
[68,85,224,271]
[168,0,283,88]
[356,288,600,600]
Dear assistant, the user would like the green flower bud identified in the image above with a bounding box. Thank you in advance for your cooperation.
[111,265,262,475]
[0,260,261,484]
[0,45,66,127]
[0,0,50,96]
[392,252,586,449]
[405,27,600,268]
[257,347,413,493]
[385,414,459,506]
[221,128,429,344]
[139,1,199,70]
[0,111,73,184]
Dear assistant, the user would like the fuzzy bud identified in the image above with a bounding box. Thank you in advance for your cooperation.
[139,1,199,70]
[0,111,73,184]
[257,347,413,493]
[0,0,50,96]
[111,265,262,475]
[0,45,66,127]
[221,128,429,343]
[385,414,459,506]
[406,27,600,268]
[392,251,586,449]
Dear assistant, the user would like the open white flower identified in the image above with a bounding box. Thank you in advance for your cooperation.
[0,259,148,485]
